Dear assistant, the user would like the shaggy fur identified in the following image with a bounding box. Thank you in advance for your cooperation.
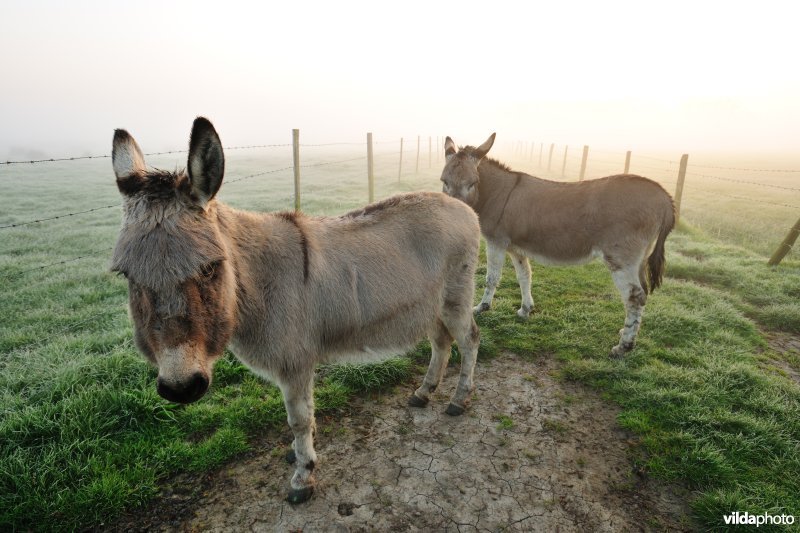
[111,118,481,503]
[441,134,674,357]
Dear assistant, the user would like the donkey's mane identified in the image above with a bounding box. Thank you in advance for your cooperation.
[116,168,190,198]
[457,146,513,172]
[478,156,513,172]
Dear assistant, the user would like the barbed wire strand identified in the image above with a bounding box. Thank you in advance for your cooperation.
[687,163,800,173]
[1,144,294,166]
[2,156,380,228]
[1,247,114,281]
[686,172,800,192]
[685,184,799,210]
[0,204,121,229]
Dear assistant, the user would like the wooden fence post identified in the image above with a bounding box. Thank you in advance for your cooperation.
[367,132,374,203]
[398,138,404,181]
[674,154,689,223]
[547,143,554,171]
[561,146,568,177]
[624,151,631,173]
[768,217,800,266]
[292,129,300,211]
[428,136,432,168]
[529,142,535,162]
[538,144,543,166]
[415,135,420,174]
[579,145,589,181]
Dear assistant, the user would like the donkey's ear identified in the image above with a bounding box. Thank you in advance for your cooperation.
[444,136,457,159]
[112,129,146,180]
[473,133,496,160]
[187,117,225,206]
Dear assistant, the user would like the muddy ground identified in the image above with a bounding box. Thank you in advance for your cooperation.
[765,331,800,386]
[109,353,693,532]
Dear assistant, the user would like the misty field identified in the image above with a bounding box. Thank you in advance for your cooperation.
[1,143,799,531]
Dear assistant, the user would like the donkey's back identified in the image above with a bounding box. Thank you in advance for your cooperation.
[301,192,481,362]
[505,174,674,262]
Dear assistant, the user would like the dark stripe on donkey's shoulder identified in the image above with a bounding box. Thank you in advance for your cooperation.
[278,211,310,282]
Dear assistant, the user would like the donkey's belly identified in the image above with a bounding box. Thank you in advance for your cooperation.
[319,300,434,365]
[510,244,602,267]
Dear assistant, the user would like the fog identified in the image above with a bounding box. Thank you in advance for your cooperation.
[1,0,799,159]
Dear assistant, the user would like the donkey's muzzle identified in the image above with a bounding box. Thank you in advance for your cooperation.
[157,373,209,404]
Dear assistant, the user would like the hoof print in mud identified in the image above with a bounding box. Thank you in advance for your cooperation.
[286,487,314,505]
[445,403,465,416]
[337,502,355,516]
[408,394,429,408]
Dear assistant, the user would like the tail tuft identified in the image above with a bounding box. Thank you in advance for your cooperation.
[644,207,675,294]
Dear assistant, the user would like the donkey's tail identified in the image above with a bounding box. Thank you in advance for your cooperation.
[645,205,675,294]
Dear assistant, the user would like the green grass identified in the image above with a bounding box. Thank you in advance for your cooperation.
[2,149,800,531]
[472,231,800,532]
[321,358,412,392]
[495,415,514,431]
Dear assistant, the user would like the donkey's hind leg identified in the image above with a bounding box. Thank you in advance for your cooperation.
[409,319,454,407]
[509,251,534,318]
[474,239,506,313]
[441,311,480,416]
[609,264,647,357]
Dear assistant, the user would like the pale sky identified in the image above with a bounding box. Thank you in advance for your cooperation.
[1,0,799,158]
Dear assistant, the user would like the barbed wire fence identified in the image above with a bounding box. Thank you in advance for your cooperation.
[504,141,800,266]
[0,130,448,296]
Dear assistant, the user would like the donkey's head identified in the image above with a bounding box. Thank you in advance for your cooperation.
[110,117,236,404]
[440,133,496,206]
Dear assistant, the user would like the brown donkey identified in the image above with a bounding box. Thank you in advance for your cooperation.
[441,134,674,357]
[111,118,481,504]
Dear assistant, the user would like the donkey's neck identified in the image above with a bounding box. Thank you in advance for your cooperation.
[214,202,307,349]
[215,203,274,324]
[475,158,524,214]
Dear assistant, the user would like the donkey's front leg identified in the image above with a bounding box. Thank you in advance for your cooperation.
[474,240,506,313]
[279,373,318,504]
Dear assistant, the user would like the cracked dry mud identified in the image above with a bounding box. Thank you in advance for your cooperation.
[111,353,692,532]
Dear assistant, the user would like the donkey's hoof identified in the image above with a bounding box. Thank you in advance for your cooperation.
[286,486,314,505]
[408,394,429,408]
[445,403,466,416]
[610,342,634,358]
[473,303,490,314]
[285,450,296,464]
[516,307,532,319]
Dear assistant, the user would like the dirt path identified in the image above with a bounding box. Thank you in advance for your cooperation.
[109,353,692,532]
[764,331,800,386]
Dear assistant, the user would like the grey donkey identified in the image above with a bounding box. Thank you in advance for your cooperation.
[440,133,674,357]
[110,117,482,503]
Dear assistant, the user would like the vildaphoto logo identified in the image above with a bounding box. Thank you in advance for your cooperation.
[723,511,795,527]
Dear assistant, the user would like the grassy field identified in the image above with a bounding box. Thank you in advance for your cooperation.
[1,143,799,531]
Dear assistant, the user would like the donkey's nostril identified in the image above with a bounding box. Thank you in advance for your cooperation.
[188,372,209,398]
[156,373,209,404]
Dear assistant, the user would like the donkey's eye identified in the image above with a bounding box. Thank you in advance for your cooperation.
[200,262,219,279]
